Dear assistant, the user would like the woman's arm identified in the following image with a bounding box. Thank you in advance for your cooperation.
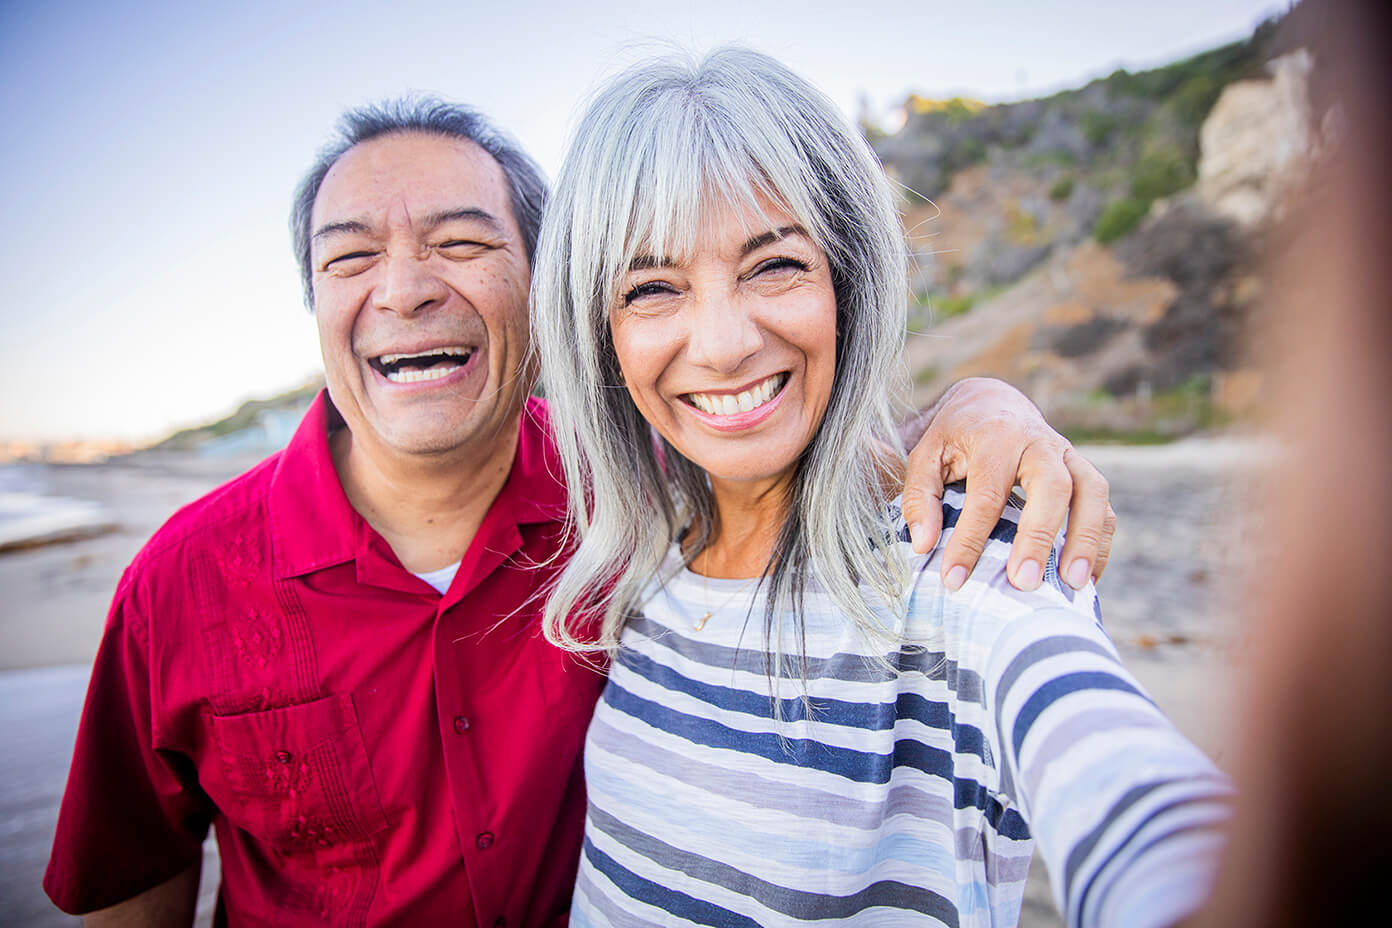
[983,601,1230,928]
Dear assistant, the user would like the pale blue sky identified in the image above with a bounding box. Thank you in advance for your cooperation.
[0,0,1284,442]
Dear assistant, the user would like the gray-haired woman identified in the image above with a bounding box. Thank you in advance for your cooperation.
[532,48,1228,928]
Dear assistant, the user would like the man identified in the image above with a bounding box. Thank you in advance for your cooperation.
[44,99,1114,926]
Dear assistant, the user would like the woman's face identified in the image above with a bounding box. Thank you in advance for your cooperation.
[609,194,838,491]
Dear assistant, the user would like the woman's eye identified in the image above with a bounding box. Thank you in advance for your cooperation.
[753,257,808,276]
[623,281,676,304]
[439,240,484,250]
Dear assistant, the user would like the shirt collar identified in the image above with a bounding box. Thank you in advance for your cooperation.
[267,391,567,580]
[507,396,568,527]
[267,391,362,579]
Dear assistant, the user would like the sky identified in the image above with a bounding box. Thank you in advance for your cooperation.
[0,0,1286,443]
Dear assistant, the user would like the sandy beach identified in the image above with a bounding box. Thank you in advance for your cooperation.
[0,437,1273,926]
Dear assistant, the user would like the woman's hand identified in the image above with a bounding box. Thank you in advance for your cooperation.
[899,377,1115,592]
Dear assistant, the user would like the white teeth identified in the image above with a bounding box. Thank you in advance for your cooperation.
[378,346,471,366]
[687,373,787,417]
[385,364,460,384]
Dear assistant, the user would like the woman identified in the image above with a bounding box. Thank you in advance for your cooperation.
[533,48,1228,927]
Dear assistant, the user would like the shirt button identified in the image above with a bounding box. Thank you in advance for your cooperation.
[475,831,494,850]
[493,918,507,928]
[274,750,293,764]
[453,715,471,733]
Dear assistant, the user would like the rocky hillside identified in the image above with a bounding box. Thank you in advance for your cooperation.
[877,9,1320,438]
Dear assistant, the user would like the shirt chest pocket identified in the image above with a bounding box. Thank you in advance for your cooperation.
[209,694,389,856]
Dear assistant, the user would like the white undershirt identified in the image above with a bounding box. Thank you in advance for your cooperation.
[413,561,461,595]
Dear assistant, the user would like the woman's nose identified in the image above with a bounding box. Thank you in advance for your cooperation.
[685,294,764,373]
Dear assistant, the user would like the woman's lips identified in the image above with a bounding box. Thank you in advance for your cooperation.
[681,372,789,431]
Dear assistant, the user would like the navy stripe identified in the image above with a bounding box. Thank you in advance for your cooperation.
[1061,779,1169,894]
[604,681,1030,839]
[584,837,761,928]
[626,614,984,703]
[1074,814,1229,924]
[939,496,1019,546]
[617,649,991,762]
[1011,671,1149,756]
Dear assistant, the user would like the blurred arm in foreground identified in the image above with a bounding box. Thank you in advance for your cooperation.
[1192,1,1392,924]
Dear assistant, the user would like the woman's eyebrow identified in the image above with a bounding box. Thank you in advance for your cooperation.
[625,224,810,271]
[741,225,808,256]
[628,254,673,272]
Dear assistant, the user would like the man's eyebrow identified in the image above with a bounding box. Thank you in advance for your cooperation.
[424,208,506,234]
[311,208,506,243]
[741,225,808,256]
[311,219,372,242]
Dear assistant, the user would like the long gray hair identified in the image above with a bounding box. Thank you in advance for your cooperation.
[533,47,911,671]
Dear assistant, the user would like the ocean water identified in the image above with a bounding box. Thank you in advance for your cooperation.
[0,464,113,548]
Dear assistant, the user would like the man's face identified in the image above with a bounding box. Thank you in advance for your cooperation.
[309,132,533,461]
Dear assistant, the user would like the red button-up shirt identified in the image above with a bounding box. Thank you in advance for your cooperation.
[44,393,606,927]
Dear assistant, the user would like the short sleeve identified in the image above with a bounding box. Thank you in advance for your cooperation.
[43,568,212,915]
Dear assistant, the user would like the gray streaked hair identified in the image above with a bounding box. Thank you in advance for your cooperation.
[532,46,912,673]
[290,96,548,311]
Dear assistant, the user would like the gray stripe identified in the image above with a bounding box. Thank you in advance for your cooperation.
[1019,706,1172,801]
[588,803,963,925]
[1061,779,1171,899]
[625,614,985,703]
[1074,811,1230,926]
[991,630,1122,800]
[590,716,952,830]
[589,716,1033,884]
[574,866,667,928]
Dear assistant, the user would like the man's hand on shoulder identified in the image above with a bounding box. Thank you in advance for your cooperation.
[899,377,1115,592]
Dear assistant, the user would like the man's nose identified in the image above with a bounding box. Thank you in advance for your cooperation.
[373,249,449,316]
[685,293,764,373]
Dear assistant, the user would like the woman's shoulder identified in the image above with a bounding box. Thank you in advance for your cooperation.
[886,483,1102,630]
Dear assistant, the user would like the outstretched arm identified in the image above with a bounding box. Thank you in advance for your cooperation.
[899,377,1115,592]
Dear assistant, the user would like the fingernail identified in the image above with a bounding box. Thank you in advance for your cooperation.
[1015,559,1042,590]
[945,565,968,591]
[1065,558,1091,589]
[908,522,924,552]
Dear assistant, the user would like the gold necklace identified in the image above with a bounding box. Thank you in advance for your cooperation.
[692,552,759,631]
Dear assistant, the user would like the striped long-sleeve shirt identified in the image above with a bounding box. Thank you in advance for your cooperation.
[573,490,1231,927]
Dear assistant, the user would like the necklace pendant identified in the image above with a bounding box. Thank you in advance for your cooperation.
[694,612,712,631]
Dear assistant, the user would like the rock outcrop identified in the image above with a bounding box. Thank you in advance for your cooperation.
[879,11,1313,438]
[1197,50,1315,227]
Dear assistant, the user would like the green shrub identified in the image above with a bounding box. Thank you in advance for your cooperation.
[1049,176,1075,201]
[1130,148,1193,200]
[1168,73,1223,128]
[1094,198,1149,244]
[1004,202,1040,245]
[1081,110,1119,146]
[934,293,975,318]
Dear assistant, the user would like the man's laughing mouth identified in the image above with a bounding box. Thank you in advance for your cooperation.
[369,346,475,384]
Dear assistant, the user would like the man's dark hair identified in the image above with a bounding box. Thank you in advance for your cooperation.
[290,96,548,310]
